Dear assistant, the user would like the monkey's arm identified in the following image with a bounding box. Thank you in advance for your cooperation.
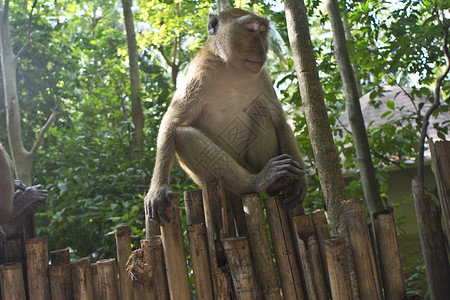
[145,107,184,223]
[269,97,308,208]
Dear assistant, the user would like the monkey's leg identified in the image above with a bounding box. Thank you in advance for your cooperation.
[174,126,303,196]
[175,126,252,194]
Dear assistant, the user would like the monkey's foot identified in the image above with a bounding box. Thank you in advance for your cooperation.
[12,185,47,219]
[1,185,47,236]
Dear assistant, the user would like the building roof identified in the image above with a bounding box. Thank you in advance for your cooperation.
[336,84,449,162]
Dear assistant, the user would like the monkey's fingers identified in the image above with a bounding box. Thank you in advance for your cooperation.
[271,155,305,172]
[14,180,27,191]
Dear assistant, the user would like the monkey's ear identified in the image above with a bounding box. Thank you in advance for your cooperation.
[208,14,219,35]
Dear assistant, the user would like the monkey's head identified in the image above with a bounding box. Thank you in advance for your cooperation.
[207,8,269,74]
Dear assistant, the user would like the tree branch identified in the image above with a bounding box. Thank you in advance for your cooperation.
[30,86,66,155]
[416,17,450,182]
[158,45,174,68]
[15,0,38,60]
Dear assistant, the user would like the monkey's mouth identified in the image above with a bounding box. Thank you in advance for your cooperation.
[245,59,264,65]
[244,59,265,68]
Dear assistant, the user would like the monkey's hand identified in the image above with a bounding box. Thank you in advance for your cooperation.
[14,180,27,192]
[281,175,307,209]
[263,156,307,210]
[254,154,304,195]
[1,184,48,236]
[145,184,175,223]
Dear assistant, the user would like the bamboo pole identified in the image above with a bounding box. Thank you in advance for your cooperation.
[115,226,134,300]
[324,236,352,300]
[292,214,314,242]
[185,189,205,225]
[160,193,192,300]
[343,197,382,300]
[96,258,119,300]
[4,236,22,263]
[0,262,26,300]
[187,223,214,299]
[49,248,73,300]
[296,238,319,300]
[201,180,233,299]
[126,245,156,300]
[430,140,450,249]
[71,257,94,300]
[25,236,50,300]
[148,237,170,299]
[242,193,281,300]
[51,248,70,264]
[373,208,407,300]
[90,263,100,299]
[310,210,331,272]
[265,196,304,300]
[307,236,329,300]
[223,237,262,299]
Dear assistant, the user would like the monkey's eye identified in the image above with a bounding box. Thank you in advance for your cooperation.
[245,22,259,34]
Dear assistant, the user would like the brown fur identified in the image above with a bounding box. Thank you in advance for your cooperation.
[0,143,14,221]
[145,8,307,223]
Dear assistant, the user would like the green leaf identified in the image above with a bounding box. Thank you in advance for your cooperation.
[386,100,395,110]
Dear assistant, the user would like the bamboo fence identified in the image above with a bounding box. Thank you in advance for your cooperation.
[1,180,418,300]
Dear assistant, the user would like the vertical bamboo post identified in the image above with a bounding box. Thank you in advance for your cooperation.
[242,193,281,300]
[185,189,205,225]
[373,208,406,300]
[71,257,94,300]
[0,263,26,300]
[25,236,50,300]
[49,248,73,300]
[0,235,4,264]
[201,180,233,299]
[4,236,22,263]
[185,189,214,299]
[90,263,100,299]
[187,223,214,299]
[308,236,329,300]
[51,248,70,264]
[343,197,382,300]
[115,226,134,300]
[160,193,192,300]
[265,196,304,300]
[311,210,331,271]
[430,140,450,244]
[137,239,159,300]
[96,258,119,300]
[296,238,319,300]
[223,237,262,299]
[324,236,352,300]
[148,237,170,299]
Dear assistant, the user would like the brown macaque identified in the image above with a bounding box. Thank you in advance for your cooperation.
[145,8,307,224]
[0,143,47,237]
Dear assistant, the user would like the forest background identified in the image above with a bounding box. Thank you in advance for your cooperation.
[1,0,449,297]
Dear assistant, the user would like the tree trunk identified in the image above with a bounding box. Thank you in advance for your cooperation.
[284,2,360,297]
[121,0,145,160]
[1,1,60,186]
[326,0,384,215]
[411,18,450,300]
[283,0,347,237]
[216,0,231,11]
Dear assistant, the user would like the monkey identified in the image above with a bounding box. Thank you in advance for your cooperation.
[0,142,47,237]
[145,8,307,224]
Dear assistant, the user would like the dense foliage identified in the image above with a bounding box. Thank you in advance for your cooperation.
[1,0,448,294]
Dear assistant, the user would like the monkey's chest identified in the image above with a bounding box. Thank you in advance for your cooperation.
[197,95,280,170]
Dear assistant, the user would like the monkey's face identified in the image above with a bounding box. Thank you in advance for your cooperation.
[237,20,269,74]
[209,9,270,74]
